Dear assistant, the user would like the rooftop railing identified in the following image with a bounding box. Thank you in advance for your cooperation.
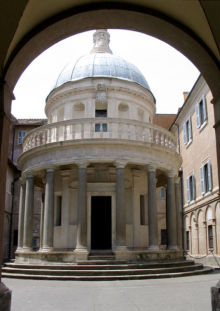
[22,118,177,152]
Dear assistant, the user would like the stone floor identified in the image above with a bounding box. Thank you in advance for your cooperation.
[3,272,220,311]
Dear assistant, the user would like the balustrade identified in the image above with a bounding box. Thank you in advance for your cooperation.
[23,118,177,153]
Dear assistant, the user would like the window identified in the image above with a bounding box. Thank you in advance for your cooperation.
[200,161,212,194]
[95,109,107,117]
[186,174,195,202]
[160,187,166,199]
[183,117,192,145]
[55,196,62,226]
[161,229,167,245]
[140,195,146,225]
[196,95,207,128]
[95,123,107,132]
[95,109,107,132]
[186,231,190,251]
[208,225,213,249]
[17,130,26,145]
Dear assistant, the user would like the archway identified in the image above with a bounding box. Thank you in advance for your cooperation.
[1,4,220,307]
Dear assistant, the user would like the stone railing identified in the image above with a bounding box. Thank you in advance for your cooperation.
[22,118,177,152]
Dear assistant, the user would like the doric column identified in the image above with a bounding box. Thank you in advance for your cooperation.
[39,192,45,250]
[175,177,182,249]
[116,162,126,248]
[42,169,54,250]
[195,222,199,255]
[16,179,26,251]
[167,171,178,250]
[23,173,34,250]
[61,170,70,248]
[76,163,87,250]
[148,165,159,250]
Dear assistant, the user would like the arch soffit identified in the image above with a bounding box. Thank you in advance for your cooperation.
[4,4,220,101]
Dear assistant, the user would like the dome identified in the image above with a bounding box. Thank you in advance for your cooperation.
[53,30,153,95]
[55,53,151,91]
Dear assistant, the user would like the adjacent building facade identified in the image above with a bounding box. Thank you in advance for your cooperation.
[3,119,46,262]
[171,75,220,266]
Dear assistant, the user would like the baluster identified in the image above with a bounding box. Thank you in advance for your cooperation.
[161,134,164,146]
[90,122,93,138]
[36,134,40,146]
[81,123,84,139]
[118,123,122,139]
[155,131,159,144]
[42,131,46,144]
[64,125,67,140]
[47,128,51,143]
[149,128,153,143]
[71,124,75,140]
[165,136,168,147]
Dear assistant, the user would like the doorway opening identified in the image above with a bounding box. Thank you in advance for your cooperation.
[91,196,112,250]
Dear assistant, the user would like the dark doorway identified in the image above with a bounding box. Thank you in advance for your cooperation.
[91,196,112,250]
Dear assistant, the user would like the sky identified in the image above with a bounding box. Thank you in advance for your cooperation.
[11,29,200,119]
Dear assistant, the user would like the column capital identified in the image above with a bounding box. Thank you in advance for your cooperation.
[46,167,55,173]
[77,161,89,169]
[115,161,127,169]
[167,170,176,178]
[148,164,156,172]
[26,171,33,178]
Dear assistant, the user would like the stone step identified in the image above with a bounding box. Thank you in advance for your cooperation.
[2,267,213,281]
[4,260,196,270]
[2,263,204,276]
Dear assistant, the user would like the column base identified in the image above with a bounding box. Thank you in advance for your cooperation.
[15,247,24,253]
[22,247,33,252]
[113,246,130,260]
[39,247,54,253]
[0,282,11,311]
[74,248,89,261]
[148,245,160,251]
[168,245,178,250]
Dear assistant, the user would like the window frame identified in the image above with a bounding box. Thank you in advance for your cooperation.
[17,130,27,145]
[195,95,207,129]
[183,116,192,145]
[186,174,195,202]
[200,160,212,195]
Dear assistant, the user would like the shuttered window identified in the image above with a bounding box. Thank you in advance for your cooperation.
[18,130,27,145]
[200,161,212,194]
[183,117,192,145]
[186,174,195,202]
[195,95,207,128]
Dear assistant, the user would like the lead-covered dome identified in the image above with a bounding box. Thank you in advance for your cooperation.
[53,30,152,93]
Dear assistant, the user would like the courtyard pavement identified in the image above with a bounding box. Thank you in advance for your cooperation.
[2,272,220,311]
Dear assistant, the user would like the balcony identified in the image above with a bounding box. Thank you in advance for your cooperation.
[22,118,177,153]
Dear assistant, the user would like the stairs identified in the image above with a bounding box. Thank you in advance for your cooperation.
[2,258,213,281]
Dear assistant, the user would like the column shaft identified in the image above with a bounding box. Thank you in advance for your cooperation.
[148,167,159,250]
[175,178,182,249]
[23,175,34,250]
[39,193,44,249]
[167,174,178,249]
[76,166,87,249]
[116,165,126,248]
[42,169,54,250]
[17,181,26,250]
